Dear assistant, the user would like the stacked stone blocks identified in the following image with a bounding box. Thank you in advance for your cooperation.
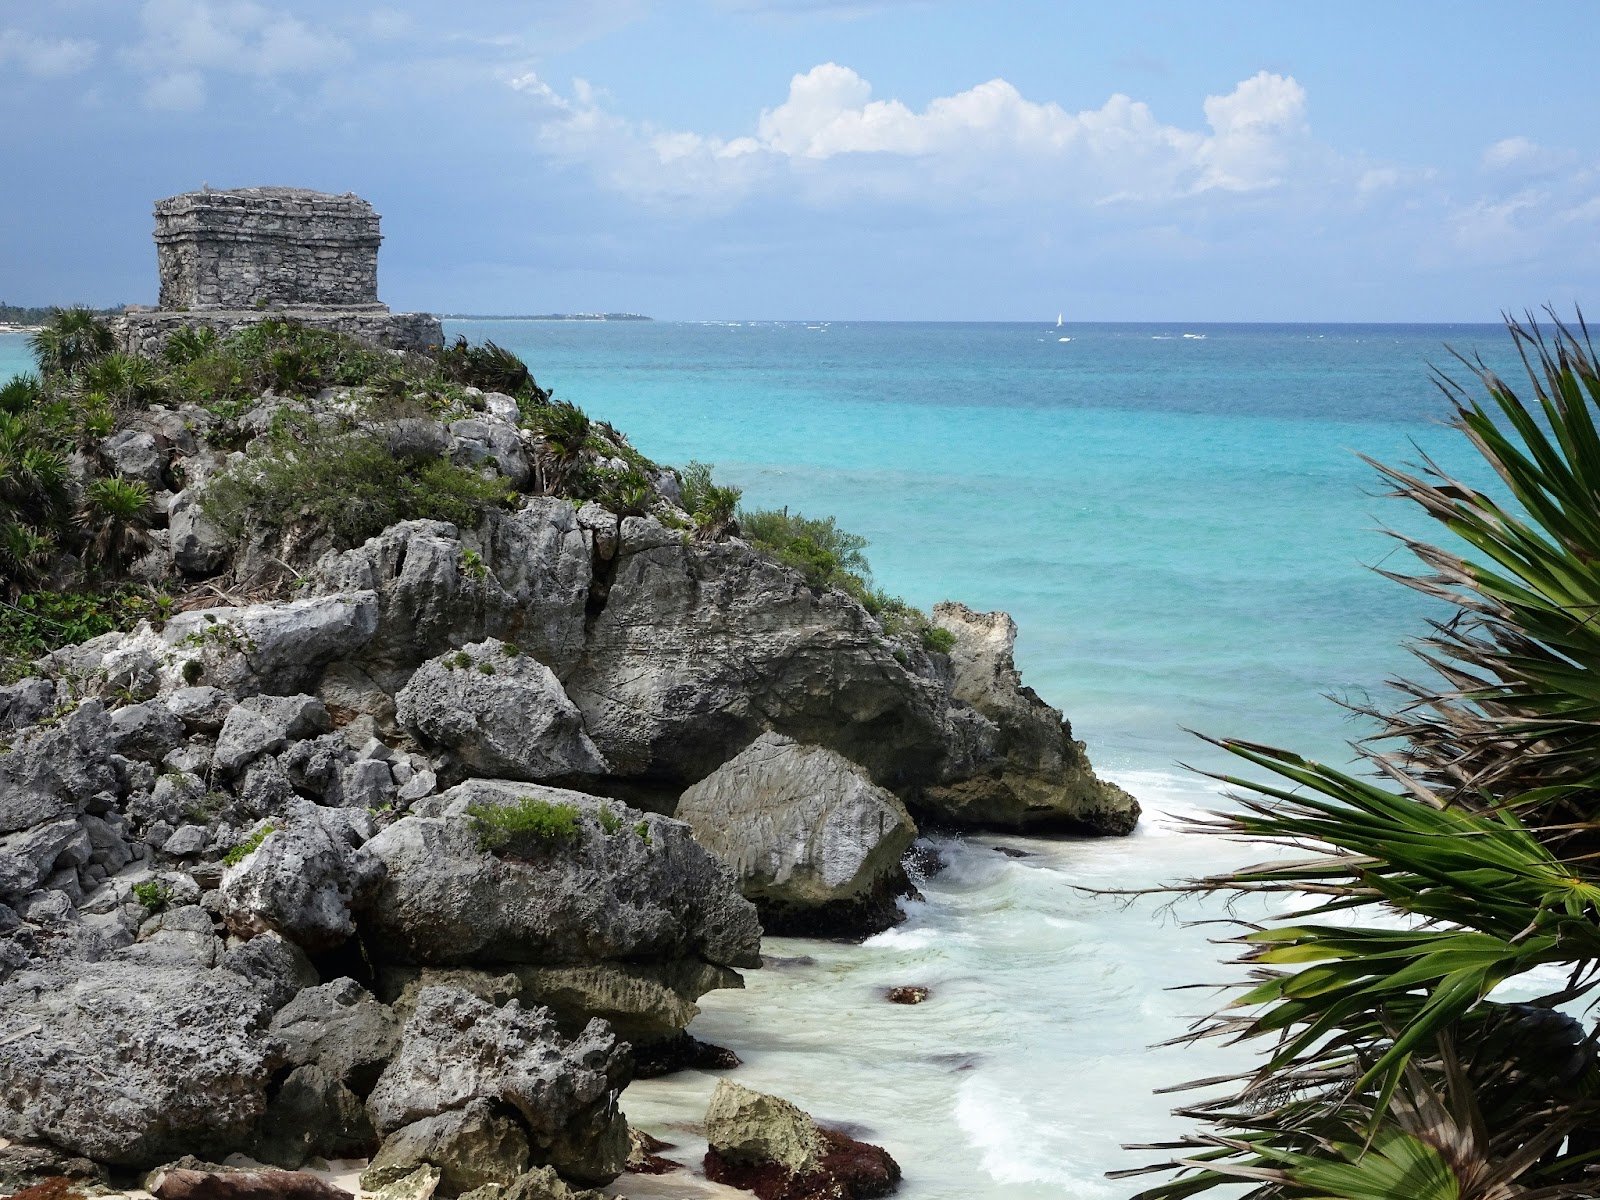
[116,186,442,355]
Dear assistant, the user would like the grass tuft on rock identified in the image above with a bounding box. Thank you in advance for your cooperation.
[469,797,582,858]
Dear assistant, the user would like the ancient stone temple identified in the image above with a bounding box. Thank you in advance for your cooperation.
[115,186,442,354]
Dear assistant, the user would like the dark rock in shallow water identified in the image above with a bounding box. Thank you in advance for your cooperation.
[631,1031,741,1079]
[991,845,1034,859]
[884,986,929,1005]
[626,1129,681,1175]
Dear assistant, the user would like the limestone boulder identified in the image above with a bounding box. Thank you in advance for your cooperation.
[100,429,166,491]
[169,487,230,576]
[0,955,274,1165]
[0,700,116,836]
[212,694,331,777]
[562,520,950,791]
[219,804,385,952]
[357,779,760,974]
[365,986,630,1185]
[925,602,1140,834]
[360,1100,529,1196]
[0,818,90,902]
[159,592,379,697]
[269,976,404,1095]
[676,732,918,935]
[702,1081,901,1200]
[309,506,591,679]
[255,1064,379,1169]
[396,640,605,781]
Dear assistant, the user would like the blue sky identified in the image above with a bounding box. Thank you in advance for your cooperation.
[3,1,1598,320]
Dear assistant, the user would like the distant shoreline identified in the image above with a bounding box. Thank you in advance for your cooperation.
[0,323,41,334]
[441,313,652,322]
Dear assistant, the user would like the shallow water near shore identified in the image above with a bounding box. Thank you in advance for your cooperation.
[0,321,1525,1195]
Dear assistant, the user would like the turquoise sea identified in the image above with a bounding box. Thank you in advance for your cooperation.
[0,321,1527,1198]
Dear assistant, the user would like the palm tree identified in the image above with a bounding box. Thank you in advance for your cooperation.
[1121,313,1600,1200]
[29,307,115,379]
[77,476,153,578]
[532,401,592,494]
[0,411,72,593]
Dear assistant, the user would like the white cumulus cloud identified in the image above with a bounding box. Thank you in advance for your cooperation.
[130,0,349,110]
[512,63,1322,210]
[0,29,97,78]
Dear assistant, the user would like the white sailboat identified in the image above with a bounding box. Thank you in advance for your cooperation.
[1056,312,1070,342]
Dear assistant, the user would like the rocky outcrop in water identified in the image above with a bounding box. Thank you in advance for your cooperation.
[702,1081,901,1200]
[676,732,919,936]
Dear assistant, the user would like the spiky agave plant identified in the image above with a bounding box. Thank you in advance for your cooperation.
[1120,313,1600,1200]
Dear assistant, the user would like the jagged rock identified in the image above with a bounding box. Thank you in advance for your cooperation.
[0,701,116,836]
[395,641,605,781]
[269,977,403,1095]
[256,1064,378,1169]
[358,779,760,976]
[161,824,210,857]
[150,1165,354,1200]
[562,518,950,791]
[360,1100,529,1196]
[160,592,379,696]
[164,685,235,732]
[448,418,531,490]
[380,417,450,461]
[134,904,225,968]
[0,678,56,732]
[372,1166,441,1200]
[218,930,320,1012]
[926,603,1139,833]
[365,986,630,1185]
[213,695,331,776]
[218,804,385,951]
[378,959,737,1046]
[100,429,166,491]
[79,812,133,872]
[107,700,188,762]
[676,732,918,936]
[309,506,591,677]
[0,956,273,1165]
[0,819,91,902]
[342,757,396,809]
[0,1141,106,1194]
[705,1081,827,1176]
[702,1081,901,1200]
[169,488,230,576]
[316,660,397,730]
[464,1166,607,1200]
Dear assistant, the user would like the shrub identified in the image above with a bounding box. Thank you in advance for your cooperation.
[436,337,547,400]
[131,879,173,913]
[0,589,169,680]
[677,461,741,537]
[200,418,510,554]
[77,476,153,577]
[223,824,275,867]
[739,507,870,593]
[596,806,625,835]
[469,797,581,858]
[29,308,115,379]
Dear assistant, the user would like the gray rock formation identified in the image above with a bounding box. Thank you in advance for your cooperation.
[396,640,605,782]
[926,602,1140,833]
[0,701,116,836]
[358,780,760,975]
[269,977,403,1095]
[218,804,385,951]
[361,1101,529,1197]
[0,956,273,1165]
[256,1064,378,1168]
[365,986,630,1185]
[676,732,918,935]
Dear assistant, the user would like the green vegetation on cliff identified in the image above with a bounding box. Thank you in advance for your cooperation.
[1,308,952,672]
[1128,314,1600,1200]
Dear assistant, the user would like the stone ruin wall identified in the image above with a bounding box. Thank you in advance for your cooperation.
[155,188,382,311]
[116,186,442,355]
